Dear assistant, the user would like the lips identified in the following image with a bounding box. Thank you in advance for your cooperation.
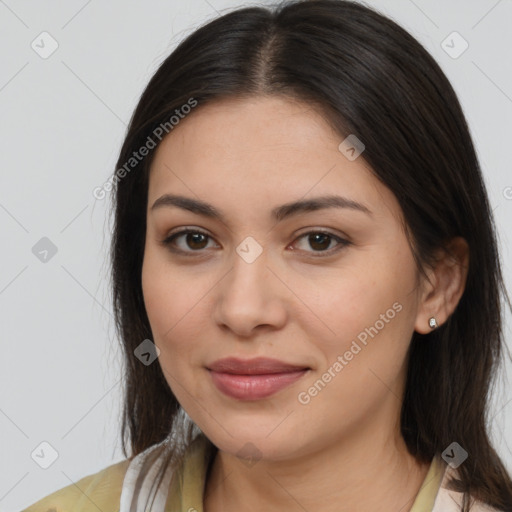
[208,357,308,374]
[207,357,310,400]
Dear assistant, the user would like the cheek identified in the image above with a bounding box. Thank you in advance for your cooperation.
[141,248,213,371]
[142,245,191,328]
[296,276,416,425]
[308,248,418,370]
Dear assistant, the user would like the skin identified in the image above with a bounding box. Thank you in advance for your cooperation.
[141,95,469,512]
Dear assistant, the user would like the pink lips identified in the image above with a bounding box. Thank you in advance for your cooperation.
[207,357,309,400]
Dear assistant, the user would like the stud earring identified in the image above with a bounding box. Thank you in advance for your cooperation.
[428,317,438,329]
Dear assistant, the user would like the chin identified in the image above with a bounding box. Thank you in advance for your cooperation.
[198,420,307,462]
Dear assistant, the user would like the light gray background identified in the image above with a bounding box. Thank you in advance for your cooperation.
[1,1,511,510]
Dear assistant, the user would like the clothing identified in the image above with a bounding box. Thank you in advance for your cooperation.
[21,434,502,512]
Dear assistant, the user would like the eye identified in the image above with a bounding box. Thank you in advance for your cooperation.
[160,228,351,257]
[161,228,218,255]
[291,230,351,256]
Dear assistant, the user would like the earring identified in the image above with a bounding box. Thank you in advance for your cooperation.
[428,317,438,329]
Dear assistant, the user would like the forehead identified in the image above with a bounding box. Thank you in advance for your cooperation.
[154,96,336,164]
[147,96,402,224]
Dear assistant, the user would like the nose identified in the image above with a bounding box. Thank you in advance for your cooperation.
[212,248,288,338]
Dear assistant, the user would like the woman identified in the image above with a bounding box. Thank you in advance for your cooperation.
[23,0,512,511]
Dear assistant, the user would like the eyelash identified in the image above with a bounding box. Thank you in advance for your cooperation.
[160,228,351,258]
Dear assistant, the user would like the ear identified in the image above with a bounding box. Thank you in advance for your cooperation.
[414,236,470,334]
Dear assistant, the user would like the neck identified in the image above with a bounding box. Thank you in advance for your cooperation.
[203,415,430,512]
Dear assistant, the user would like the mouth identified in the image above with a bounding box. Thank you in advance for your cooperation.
[206,357,310,400]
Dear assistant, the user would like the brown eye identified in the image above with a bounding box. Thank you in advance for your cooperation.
[308,233,332,251]
[183,232,209,250]
[162,229,217,254]
[292,231,350,255]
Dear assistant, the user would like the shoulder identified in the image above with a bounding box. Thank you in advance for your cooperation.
[433,464,506,512]
[21,458,131,512]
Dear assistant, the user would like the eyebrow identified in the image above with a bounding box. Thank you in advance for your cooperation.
[150,193,373,222]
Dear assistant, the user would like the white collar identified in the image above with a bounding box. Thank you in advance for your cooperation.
[119,439,174,512]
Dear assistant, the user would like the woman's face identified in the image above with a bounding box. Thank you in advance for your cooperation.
[141,95,430,460]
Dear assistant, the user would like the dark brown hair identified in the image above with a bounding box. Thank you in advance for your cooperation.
[110,1,512,509]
